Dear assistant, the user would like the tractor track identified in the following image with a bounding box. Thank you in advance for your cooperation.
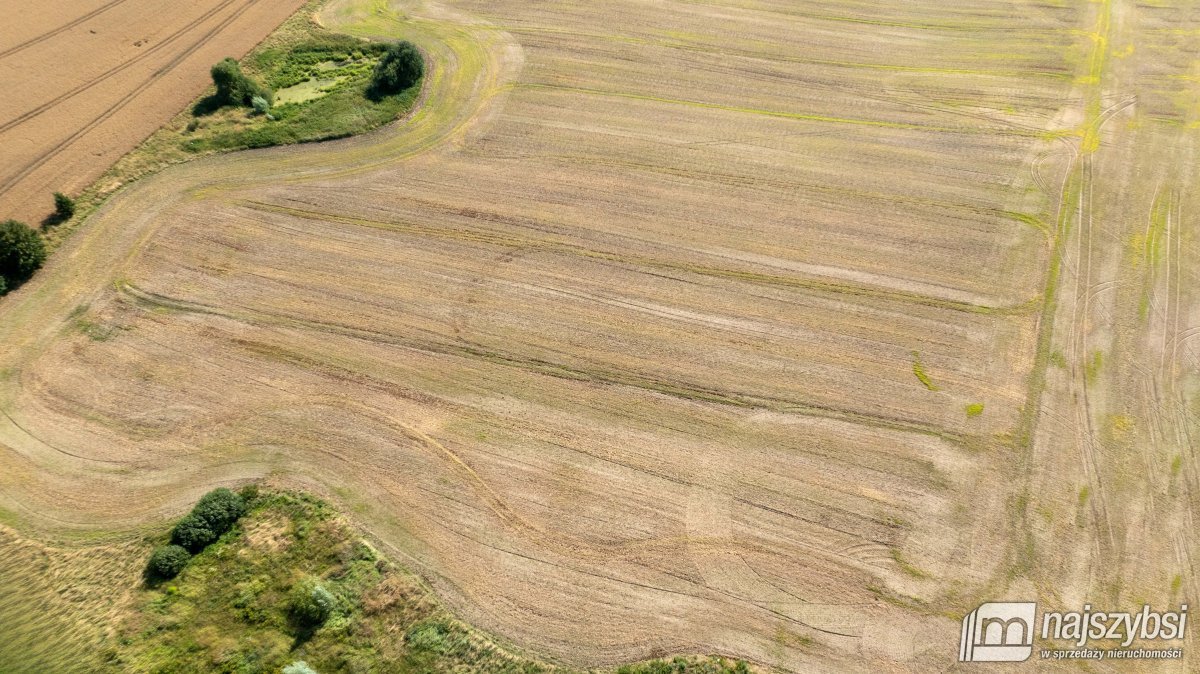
[0,0,262,199]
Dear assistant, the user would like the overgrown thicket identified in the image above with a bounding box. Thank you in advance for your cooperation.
[182,33,421,154]
[144,486,250,581]
[0,219,46,295]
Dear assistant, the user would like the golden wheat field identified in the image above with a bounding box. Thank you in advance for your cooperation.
[0,0,307,224]
[2,0,1199,671]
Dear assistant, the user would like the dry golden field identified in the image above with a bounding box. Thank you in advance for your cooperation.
[1,0,1198,671]
[0,0,307,224]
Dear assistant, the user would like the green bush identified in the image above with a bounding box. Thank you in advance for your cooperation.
[251,95,271,116]
[170,513,217,552]
[369,41,422,97]
[283,662,319,674]
[53,192,75,221]
[0,219,46,289]
[290,578,336,627]
[146,545,191,580]
[192,487,246,532]
[209,58,272,108]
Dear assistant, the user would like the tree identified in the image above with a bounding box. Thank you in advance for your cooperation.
[53,192,75,221]
[211,58,249,105]
[209,58,271,108]
[0,220,46,289]
[192,487,246,533]
[289,578,335,627]
[170,513,217,553]
[146,545,191,580]
[369,41,423,97]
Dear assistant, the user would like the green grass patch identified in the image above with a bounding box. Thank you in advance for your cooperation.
[1049,350,1068,369]
[1084,350,1103,386]
[73,316,116,341]
[616,658,750,674]
[1144,185,1170,269]
[965,403,985,417]
[254,34,387,90]
[890,549,930,580]
[275,74,346,106]
[911,351,940,391]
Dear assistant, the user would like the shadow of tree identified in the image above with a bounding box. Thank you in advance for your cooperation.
[192,94,226,117]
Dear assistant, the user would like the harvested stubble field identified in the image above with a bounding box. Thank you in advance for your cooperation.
[1,0,1199,671]
[0,0,307,224]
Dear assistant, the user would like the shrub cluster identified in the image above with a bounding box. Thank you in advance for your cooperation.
[171,513,219,552]
[146,487,249,581]
[369,41,423,98]
[210,58,273,109]
[0,219,46,294]
[171,487,247,552]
